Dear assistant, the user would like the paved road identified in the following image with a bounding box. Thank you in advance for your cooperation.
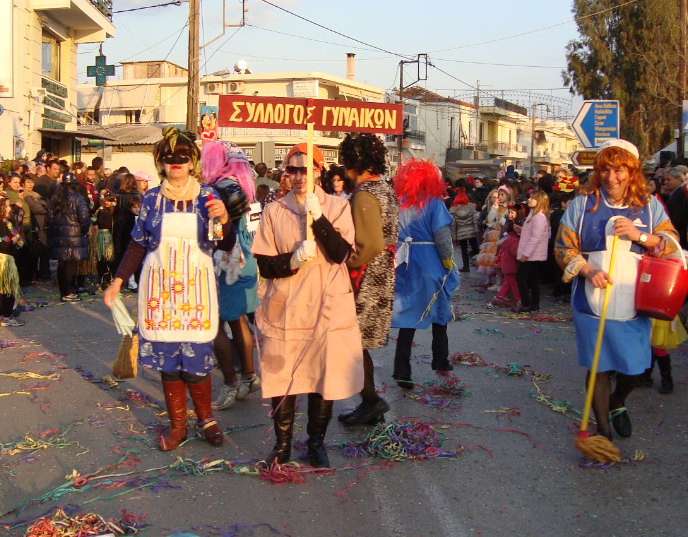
[1,272,686,537]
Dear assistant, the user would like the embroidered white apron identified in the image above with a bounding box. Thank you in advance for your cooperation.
[584,217,641,321]
[138,208,219,343]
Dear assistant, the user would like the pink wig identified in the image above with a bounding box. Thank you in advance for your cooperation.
[201,141,255,203]
[393,158,445,210]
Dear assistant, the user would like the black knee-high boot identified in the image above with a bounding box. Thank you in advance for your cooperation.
[657,354,674,394]
[266,395,296,465]
[306,393,333,468]
[393,328,415,388]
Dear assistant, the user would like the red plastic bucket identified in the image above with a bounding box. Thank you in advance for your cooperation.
[635,235,688,320]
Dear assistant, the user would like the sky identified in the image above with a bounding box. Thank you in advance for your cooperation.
[79,0,583,119]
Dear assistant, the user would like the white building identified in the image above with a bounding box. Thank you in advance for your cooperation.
[399,87,477,167]
[0,0,115,163]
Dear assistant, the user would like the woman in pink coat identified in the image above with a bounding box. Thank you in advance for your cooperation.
[251,143,363,468]
[515,191,550,313]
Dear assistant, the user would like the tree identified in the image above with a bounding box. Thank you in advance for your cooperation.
[563,0,681,157]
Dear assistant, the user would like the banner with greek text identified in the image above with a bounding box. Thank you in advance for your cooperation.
[218,96,402,134]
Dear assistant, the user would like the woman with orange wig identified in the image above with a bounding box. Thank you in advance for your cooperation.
[390,159,460,387]
[554,139,678,441]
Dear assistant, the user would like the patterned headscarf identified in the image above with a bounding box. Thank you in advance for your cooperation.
[220,140,250,165]
[153,127,201,178]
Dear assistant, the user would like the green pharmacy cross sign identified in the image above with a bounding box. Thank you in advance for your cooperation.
[86,55,115,86]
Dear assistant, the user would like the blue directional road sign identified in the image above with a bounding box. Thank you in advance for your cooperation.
[682,100,688,133]
[571,100,619,149]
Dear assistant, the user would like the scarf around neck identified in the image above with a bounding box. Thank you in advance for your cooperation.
[159,176,201,204]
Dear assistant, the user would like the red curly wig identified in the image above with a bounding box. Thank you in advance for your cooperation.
[451,188,470,206]
[393,158,445,210]
[582,146,649,212]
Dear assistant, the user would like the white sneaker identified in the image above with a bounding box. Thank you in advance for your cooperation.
[237,373,261,400]
[211,382,240,410]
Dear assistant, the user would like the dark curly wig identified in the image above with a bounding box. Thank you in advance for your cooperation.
[322,164,353,195]
[339,133,388,176]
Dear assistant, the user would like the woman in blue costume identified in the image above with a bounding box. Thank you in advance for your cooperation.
[555,139,677,441]
[200,140,261,411]
[391,159,460,388]
[104,128,234,451]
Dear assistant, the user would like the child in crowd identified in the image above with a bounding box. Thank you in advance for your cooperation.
[449,188,479,272]
[95,189,116,289]
[515,191,550,313]
[487,220,521,308]
[549,191,575,303]
[126,198,141,291]
[476,185,512,289]
[0,193,24,326]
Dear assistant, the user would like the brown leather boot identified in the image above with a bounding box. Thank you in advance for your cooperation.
[187,376,224,446]
[159,379,188,451]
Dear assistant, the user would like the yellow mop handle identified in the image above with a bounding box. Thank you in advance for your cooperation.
[579,234,618,433]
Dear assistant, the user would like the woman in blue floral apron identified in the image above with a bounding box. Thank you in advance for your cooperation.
[104,128,234,451]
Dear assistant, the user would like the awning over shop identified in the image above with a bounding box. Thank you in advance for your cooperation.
[39,128,116,141]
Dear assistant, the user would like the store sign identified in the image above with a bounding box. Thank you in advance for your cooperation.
[41,77,68,98]
[0,0,12,97]
[218,96,402,134]
[42,119,66,130]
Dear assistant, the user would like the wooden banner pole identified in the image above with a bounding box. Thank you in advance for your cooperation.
[306,104,315,241]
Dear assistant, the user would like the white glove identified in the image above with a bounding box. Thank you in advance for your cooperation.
[304,193,322,221]
[290,240,317,269]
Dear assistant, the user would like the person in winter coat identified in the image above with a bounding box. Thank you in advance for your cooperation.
[47,173,91,302]
[23,175,48,281]
[487,220,521,308]
[251,143,361,468]
[449,189,479,272]
[514,191,550,313]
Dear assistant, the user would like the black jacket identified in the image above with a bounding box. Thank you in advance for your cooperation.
[47,190,91,261]
[664,185,688,249]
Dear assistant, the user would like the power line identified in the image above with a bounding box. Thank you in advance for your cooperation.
[117,22,189,63]
[426,0,638,53]
[257,0,414,60]
[144,28,243,120]
[113,0,182,14]
[245,24,388,54]
[433,58,565,69]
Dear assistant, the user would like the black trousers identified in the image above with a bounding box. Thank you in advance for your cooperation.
[458,238,479,270]
[394,323,450,379]
[0,294,15,317]
[516,261,540,308]
[57,260,78,296]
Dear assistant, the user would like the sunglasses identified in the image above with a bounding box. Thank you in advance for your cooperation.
[285,166,308,176]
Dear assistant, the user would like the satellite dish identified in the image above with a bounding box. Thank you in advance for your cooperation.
[233,59,252,74]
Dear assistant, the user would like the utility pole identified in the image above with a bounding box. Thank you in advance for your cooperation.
[475,80,480,148]
[530,102,536,178]
[186,0,200,132]
[679,0,686,159]
[397,60,404,165]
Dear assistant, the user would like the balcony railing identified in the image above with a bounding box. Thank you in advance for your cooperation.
[89,0,113,21]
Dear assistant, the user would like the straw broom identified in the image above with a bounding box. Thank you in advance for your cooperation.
[112,308,139,380]
[574,235,621,463]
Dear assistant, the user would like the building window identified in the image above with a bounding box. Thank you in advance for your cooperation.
[42,32,60,80]
[125,110,142,123]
